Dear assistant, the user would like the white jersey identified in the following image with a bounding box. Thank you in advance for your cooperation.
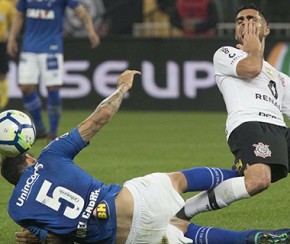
[213,46,290,139]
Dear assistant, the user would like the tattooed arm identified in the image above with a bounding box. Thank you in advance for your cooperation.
[78,70,141,142]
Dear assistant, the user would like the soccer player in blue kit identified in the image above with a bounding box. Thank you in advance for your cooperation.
[7,0,100,141]
[1,70,290,244]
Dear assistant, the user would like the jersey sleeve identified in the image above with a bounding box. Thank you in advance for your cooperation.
[213,46,247,77]
[41,127,89,159]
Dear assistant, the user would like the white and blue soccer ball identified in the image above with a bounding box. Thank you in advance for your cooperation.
[0,110,36,157]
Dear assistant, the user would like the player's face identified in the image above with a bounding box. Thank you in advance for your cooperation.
[235,9,267,44]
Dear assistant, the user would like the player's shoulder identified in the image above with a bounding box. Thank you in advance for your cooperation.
[265,61,290,82]
[277,69,290,85]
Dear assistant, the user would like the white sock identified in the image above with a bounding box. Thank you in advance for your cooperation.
[214,176,250,207]
[184,177,250,218]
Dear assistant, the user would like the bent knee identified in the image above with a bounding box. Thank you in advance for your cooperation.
[246,176,270,195]
[169,217,189,234]
[167,172,187,194]
[19,85,36,94]
[244,164,271,195]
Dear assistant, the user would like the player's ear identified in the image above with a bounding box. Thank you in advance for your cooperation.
[264,24,270,36]
[25,154,35,166]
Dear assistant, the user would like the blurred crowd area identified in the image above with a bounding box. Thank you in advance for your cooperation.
[64,0,290,38]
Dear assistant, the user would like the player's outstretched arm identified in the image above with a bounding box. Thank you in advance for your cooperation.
[78,70,141,142]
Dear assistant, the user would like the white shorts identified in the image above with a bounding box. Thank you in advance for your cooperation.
[124,173,192,244]
[18,52,63,86]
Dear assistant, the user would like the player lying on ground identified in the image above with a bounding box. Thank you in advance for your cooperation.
[1,70,290,244]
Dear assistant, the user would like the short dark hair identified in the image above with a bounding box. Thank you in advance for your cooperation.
[237,3,268,24]
[1,155,27,185]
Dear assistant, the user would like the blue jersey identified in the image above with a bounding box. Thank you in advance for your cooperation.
[8,128,123,243]
[17,0,80,53]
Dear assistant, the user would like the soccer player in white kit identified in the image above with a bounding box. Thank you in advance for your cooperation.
[176,3,290,223]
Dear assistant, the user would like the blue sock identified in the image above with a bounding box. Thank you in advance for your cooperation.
[47,90,62,136]
[23,91,45,132]
[185,223,255,244]
[180,167,238,191]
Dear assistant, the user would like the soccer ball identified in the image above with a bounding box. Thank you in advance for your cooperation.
[0,110,36,157]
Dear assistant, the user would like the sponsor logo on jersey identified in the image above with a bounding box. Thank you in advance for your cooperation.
[26,8,55,19]
[252,142,272,158]
[82,189,100,219]
[258,111,281,120]
[76,189,101,238]
[95,200,109,219]
[16,162,43,207]
[255,93,281,110]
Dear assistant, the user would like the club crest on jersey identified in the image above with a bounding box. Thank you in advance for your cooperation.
[252,142,271,158]
[268,80,278,99]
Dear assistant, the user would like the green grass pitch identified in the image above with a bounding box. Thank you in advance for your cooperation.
[1,111,290,242]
